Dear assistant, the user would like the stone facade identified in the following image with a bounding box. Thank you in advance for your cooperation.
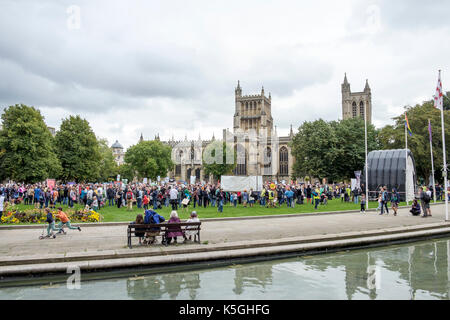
[111,140,125,166]
[147,82,295,184]
[341,73,372,124]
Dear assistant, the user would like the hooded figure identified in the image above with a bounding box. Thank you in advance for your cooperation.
[144,209,165,227]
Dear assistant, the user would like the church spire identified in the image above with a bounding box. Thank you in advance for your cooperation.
[139,133,143,143]
[235,80,242,97]
[290,124,294,137]
[364,79,371,92]
[261,85,265,96]
[343,72,349,85]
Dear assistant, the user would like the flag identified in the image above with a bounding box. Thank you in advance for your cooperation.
[405,112,413,136]
[434,71,443,109]
[428,119,433,142]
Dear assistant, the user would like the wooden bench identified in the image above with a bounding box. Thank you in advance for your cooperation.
[127,222,201,248]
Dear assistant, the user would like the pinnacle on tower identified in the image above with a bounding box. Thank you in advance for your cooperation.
[290,124,294,137]
[364,79,371,91]
[343,72,349,85]
[235,80,242,96]
[139,133,143,142]
[261,86,265,95]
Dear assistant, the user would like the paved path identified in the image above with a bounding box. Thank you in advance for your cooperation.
[0,204,448,259]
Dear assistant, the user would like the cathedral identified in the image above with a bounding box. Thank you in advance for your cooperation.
[145,81,295,184]
[112,75,372,184]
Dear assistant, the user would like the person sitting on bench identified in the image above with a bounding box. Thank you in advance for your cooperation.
[143,209,165,245]
[185,211,200,241]
[165,211,187,245]
[130,214,145,245]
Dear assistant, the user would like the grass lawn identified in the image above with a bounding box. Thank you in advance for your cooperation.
[10,199,407,224]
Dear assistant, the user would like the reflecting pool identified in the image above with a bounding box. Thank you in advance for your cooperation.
[1,238,450,300]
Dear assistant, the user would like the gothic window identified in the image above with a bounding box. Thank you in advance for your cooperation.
[195,168,201,180]
[360,101,365,118]
[190,145,195,161]
[352,102,357,118]
[279,147,289,176]
[175,150,183,175]
[233,144,247,176]
[264,147,272,175]
[186,168,192,182]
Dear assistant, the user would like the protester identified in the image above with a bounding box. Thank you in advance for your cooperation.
[165,211,187,245]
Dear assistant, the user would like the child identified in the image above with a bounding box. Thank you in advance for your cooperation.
[360,194,366,213]
[56,207,81,234]
[92,196,99,212]
[44,208,60,237]
[376,193,382,213]
[143,194,149,210]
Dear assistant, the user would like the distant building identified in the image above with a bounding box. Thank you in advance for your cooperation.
[341,73,372,124]
[47,126,56,137]
[111,140,125,166]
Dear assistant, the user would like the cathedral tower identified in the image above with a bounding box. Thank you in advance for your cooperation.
[233,81,274,135]
[341,74,372,124]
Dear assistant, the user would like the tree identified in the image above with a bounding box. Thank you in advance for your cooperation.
[202,140,237,181]
[0,104,61,183]
[98,138,118,182]
[290,118,379,182]
[290,119,338,181]
[117,163,135,182]
[124,140,173,180]
[379,100,450,184]
[330,117,380,181]
[55,115,101,182]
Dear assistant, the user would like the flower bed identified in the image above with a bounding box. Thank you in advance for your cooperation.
[0,205,103,224]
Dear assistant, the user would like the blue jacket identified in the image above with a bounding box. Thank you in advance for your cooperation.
[144,210,165,224]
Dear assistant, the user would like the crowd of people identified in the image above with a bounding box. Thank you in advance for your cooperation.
[0,181,448,221]
[0,181,374,214]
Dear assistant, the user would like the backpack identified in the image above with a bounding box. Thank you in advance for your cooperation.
[127,192,132,200]
[423,192,431,203]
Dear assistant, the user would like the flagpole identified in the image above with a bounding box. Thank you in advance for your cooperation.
[429,119,437,203]
[365,99,369,210]
[405,112,409,206]
[438,70,449,221]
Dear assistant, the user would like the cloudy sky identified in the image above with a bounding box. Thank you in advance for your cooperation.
[1,0,449,149]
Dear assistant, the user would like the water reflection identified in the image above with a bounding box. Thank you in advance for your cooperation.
[1,239,450,300]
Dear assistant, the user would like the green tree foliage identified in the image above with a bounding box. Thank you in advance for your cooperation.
[378,100,450,184]
[0,104,61,183]
[202,140,236,180]
[290,118,379,182]
[98,138,118,182]
[55,115,101,182]
[124,140,173,180]
[117,163,135,182]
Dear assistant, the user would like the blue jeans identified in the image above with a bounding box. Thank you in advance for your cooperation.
[233,200,237,207]
[63,197,68,205]
[354,196,359,204]
[218,200,223,212]
[137,198,142,209]
[260,197,266,206]
[211,199,216,207]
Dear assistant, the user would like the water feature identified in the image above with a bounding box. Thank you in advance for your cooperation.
[1,238,450,300]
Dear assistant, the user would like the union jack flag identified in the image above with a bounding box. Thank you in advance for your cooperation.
[434,71,443,109]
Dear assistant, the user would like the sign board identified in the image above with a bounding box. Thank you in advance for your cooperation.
[351,179,357,191]
[46,179,56,191]
[221,176,263,192]
[157,176,161,182]
[143,178,148,184]
[190,176,196,185]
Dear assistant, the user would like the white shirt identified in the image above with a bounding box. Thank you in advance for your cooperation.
[170,188,178,200]
[0,195,4,211]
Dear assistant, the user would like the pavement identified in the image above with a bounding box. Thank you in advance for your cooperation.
[0,203,449,277]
